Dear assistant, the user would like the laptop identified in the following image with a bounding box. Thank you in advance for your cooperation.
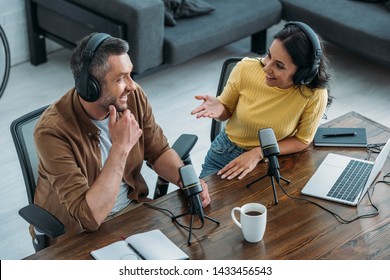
[301,139,390,206]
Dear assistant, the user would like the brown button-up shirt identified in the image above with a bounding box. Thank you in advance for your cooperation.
[33,85,170,241]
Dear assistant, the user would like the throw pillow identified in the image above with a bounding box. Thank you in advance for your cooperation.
[384,0,390,10]
[163,0,215,26]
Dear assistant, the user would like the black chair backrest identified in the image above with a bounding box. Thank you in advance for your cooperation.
[210,57,242,142]
[10,105,48,204]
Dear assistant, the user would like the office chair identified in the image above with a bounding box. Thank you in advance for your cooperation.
[210,57,242,142]
[11,105,65,252]
[11,106,197,252]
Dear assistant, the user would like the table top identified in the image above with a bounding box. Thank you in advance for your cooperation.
[25,112,390,260]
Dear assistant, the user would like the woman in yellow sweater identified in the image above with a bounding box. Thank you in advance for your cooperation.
[192,22,332,180]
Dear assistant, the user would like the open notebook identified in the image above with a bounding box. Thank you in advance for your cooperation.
[91,229,189,260]
[301,139,390,206]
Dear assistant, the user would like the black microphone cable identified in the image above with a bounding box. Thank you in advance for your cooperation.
[366,142,387,160]
[376,172,390,186]
[276,180,379,224]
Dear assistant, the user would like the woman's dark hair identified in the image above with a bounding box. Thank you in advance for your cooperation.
[275,24,333,106]
[69,33,129,87]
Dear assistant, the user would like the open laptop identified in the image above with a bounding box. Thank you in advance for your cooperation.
[301,139,390,206]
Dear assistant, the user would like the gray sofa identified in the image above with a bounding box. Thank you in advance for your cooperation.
[26,0,389,76]
[26,0,282,75]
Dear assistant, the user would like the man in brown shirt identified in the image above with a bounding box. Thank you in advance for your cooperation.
[33,33,210,245]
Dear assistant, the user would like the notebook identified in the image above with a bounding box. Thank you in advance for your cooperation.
[301,139,390,206]
[90,229,189,260]
[314,127,367,147]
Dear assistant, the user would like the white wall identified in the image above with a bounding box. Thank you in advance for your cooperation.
[0,0,61,66]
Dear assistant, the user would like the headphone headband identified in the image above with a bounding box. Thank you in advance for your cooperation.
[284,21,322,85]
[77,33,111,102]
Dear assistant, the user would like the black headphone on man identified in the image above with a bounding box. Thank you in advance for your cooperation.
[284,21,323,85]
[76,33,111,102]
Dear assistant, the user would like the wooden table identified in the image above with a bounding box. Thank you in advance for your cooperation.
[25,112,390,260]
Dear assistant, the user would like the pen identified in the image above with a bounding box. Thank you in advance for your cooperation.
[323,133,357,137]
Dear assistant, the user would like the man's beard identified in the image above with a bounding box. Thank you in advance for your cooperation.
[99,90,128,113]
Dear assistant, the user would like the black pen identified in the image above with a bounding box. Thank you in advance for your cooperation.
[323,132,357,137]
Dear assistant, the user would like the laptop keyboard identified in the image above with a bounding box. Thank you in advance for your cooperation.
[327,160,373,202]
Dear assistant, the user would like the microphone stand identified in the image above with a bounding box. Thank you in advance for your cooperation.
[246,158,291,204]
[172,197,220,246]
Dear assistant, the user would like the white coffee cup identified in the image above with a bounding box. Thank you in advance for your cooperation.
[231,203,267,243]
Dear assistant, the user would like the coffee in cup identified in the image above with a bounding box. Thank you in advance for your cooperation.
[231,203,267,243]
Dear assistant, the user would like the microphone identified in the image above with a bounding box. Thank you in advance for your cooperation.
[179,165,205,224]
[259,128,281,184]
[247,127,291,204]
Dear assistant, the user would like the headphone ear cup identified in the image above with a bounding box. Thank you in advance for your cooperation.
[75,76,83,97]
[86,76,101,102]
[75,33,111,102]
[76,75,101,102]
[293,65,318,85]
[293,68,309,85]
[305,64,319,84]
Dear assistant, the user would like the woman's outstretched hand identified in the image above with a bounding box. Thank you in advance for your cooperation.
[191,95,226,120]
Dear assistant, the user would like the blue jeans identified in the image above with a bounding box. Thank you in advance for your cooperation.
[199,131,247,178]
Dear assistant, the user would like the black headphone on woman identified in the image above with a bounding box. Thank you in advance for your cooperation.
[284,21,323,85]
[76,33,111,102]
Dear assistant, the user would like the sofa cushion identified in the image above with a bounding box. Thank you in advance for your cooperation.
[163,0,282,65]
[280,0,390,66]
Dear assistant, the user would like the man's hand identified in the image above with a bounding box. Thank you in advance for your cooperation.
[108,105,142,152]
[199,179,211,207]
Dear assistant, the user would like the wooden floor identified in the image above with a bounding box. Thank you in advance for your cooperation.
[1,23,389,259]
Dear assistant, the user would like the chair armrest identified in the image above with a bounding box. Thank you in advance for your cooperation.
[147,134,198,169]
[72,0,165,74]
[19,204,65,238]
[171,134,198,162]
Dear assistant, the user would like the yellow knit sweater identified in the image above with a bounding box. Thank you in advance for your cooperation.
[219,57,328,150]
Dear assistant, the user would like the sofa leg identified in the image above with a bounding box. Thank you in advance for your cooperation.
[251,30,267,54]
[28,33,47,66]
[25,0,47,65]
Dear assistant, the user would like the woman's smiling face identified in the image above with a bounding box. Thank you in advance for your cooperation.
[262,39,298,89]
